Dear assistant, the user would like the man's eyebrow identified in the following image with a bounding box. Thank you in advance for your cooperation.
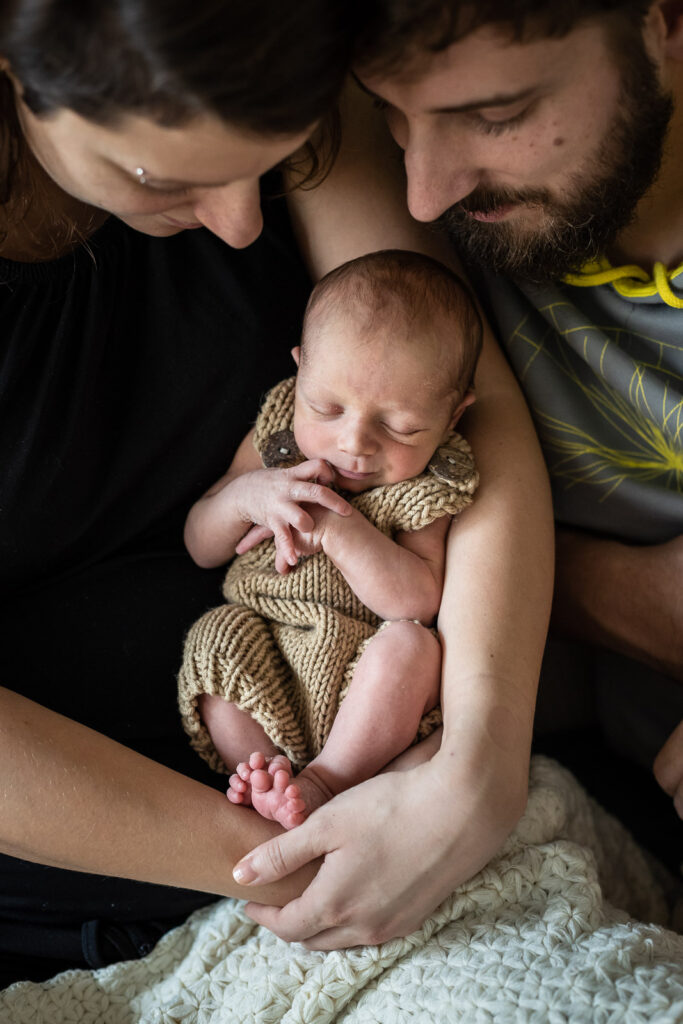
[427,86,537,115]
[354,75,537,115]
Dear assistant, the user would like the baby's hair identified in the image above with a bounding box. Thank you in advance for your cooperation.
[302,249,483,394]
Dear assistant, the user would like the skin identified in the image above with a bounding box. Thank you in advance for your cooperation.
[2,68,554,951]
[230,85,554,947]
[0,72,319,912]
[9,73,311,253]
[187,324,467,829]
[357,3,683,813]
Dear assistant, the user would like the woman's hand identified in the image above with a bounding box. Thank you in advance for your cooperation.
[231,737,526,949]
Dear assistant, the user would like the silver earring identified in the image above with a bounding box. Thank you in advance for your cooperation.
[135,166,147,185]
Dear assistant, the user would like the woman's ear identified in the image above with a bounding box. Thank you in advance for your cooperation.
[449,389,476,430]
[291,346,301,367]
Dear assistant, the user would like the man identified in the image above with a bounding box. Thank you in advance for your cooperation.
[356,0,683,845]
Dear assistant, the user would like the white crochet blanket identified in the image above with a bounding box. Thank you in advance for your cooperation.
[3,757,683,1023]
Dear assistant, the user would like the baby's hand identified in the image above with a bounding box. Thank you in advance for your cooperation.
[234,460,351,571]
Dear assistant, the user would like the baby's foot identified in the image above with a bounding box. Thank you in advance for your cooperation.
[230,752,333,829]
[227,751,287,807]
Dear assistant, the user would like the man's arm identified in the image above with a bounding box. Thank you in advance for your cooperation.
[229,81,554,949]
[552,527,683,680]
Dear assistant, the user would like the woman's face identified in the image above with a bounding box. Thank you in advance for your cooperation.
[16,96,312,248]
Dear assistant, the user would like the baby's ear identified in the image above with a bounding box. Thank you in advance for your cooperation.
[291,346,301,367]
[449,389,476,429]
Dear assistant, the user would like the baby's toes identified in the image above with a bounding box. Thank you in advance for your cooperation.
[250,768,274,793]
[272,768,295,793]
[284,785,306,814]
[228,773,247,794]
[267,754,293,777]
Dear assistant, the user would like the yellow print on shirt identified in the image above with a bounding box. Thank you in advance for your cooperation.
[508,303,683,500]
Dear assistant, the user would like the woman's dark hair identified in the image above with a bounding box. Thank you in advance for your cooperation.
[0,0,357,248]
[2,0,354,132]
[356,0,652,73]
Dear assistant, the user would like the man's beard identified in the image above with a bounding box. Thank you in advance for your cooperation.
[435,42,673,284]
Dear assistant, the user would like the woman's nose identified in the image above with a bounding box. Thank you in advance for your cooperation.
[192,179,264,248]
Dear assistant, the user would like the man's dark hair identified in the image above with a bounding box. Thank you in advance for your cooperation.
[357,0,652,73]
[303,249,484,392]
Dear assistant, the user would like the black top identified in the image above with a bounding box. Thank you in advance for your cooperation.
[0,193,311,959]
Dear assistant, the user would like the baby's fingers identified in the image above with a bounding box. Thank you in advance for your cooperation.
[294,459,335,486]
[287,482,351,519]
[272,523,300,571]
[307,484,352,518]
[236,524,273,554]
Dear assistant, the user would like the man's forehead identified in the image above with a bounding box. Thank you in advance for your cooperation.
[359,19,606,108]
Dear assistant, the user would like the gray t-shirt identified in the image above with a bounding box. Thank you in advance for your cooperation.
[473,261,683,544]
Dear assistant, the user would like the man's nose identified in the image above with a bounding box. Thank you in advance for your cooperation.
[403,125,480,222]
[192,179,264,249]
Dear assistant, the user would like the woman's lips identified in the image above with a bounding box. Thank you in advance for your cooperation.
[162,215,203,229]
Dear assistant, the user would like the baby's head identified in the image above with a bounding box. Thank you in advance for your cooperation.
[292,249,482,493]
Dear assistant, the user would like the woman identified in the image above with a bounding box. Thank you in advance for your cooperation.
[0,0,553,987]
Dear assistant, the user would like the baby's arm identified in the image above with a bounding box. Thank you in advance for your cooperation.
[185,431,351,570]
[320,509,450,624]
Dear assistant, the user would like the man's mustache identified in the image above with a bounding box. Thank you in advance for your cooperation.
[438,186,552,220]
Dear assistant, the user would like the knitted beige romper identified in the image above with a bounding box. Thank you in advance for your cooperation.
[178,377,478,772]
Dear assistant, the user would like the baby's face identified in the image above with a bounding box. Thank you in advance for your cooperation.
[293,320,465,493]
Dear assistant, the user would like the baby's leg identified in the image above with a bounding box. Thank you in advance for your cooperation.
[249,621,442,828]
[197,694,280,805]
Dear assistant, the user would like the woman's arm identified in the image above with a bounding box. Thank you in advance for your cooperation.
[0,686,316,903]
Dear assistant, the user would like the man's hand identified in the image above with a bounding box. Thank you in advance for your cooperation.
[230,741,526,949]
[654,719,683,819]
[553,528,683,680]
[232,460,351,573]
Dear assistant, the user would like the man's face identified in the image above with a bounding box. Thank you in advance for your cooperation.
[359,19,672,281]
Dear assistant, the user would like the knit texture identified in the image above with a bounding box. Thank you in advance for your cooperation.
[4,757,682,1023]
[178,377,478,769]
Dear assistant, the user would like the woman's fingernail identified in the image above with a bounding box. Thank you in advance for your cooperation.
[233,861,257,885]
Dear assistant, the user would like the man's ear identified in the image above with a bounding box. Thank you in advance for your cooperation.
[291,346,301,367]
[651,1,683,61]
[449,390,476,430]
